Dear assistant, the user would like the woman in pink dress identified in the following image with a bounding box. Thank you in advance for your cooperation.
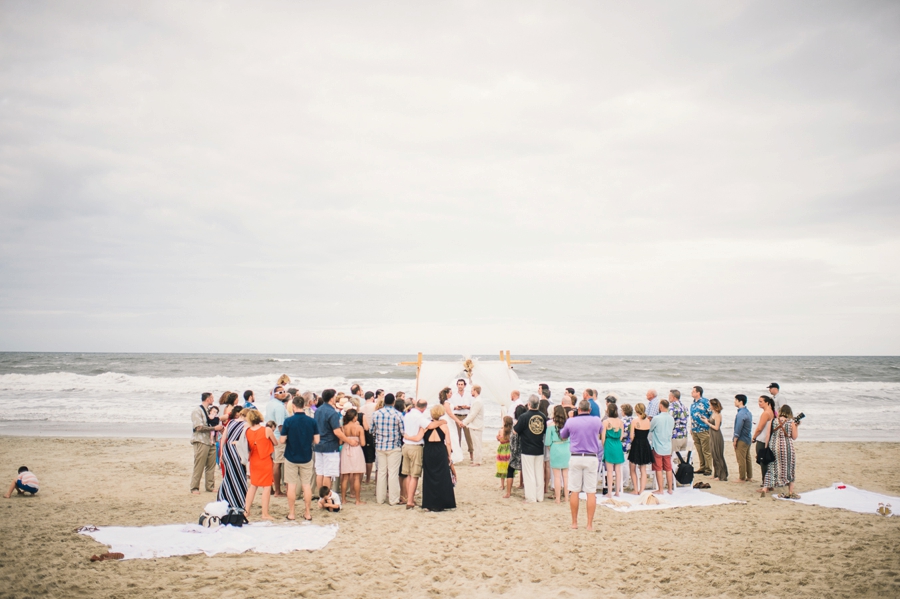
[340,409,366,505]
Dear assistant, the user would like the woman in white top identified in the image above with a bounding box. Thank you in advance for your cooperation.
[438,387,464,467]
[752,395,776,485]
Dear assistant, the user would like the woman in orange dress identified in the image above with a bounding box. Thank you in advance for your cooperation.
[243,409,279,520]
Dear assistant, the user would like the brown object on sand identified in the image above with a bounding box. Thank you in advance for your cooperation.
[90,552,124,562]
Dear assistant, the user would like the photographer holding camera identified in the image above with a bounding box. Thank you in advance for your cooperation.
[758,405,803,499]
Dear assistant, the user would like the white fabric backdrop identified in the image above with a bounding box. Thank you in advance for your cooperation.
[470,360,519,411]
[416,361,464,405]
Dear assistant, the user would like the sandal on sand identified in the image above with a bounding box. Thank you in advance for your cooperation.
[877,503,892,516]
[90,552,124,562]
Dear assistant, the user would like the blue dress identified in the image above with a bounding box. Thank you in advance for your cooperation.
[544,425,571,469]
[604,426,625,464]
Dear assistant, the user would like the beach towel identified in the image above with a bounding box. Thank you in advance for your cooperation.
[79,522,338,559]
[579,487,743,512]
[776,482,897,516]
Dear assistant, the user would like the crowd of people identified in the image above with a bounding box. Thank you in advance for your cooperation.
[189,376,800,527]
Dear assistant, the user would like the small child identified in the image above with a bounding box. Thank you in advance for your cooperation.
[318,486,342,513]
[496,416,513,492]
[4,466,39,498]
[265,420,277,432]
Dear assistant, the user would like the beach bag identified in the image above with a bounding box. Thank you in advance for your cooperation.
[674,451,694,486]
[220,508,248,527]
[235,428,249,467]
[756,445,775,466]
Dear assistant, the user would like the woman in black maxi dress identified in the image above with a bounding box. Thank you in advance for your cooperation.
[421,416,456,512]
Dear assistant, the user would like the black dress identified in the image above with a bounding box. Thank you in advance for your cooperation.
[628,428,653,465]
[422,425,456,512]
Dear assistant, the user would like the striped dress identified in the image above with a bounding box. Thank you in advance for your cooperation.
[217,419,248,511]
[763,420,796,489]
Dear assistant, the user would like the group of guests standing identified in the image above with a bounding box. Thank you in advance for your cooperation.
[494,381,802,520]
[189,377,482,521]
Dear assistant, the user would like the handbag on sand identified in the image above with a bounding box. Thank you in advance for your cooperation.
[674,451,694,486]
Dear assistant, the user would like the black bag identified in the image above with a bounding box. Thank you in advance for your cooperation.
[674,451,694,486]
[220,508,248,527]
[756,445,775,466]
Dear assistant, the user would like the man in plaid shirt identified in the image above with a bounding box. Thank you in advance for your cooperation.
[370,393,405,505]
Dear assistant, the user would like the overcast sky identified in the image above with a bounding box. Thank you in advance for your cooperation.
[1,1,898,355]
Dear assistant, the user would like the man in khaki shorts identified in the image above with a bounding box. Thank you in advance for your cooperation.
[280,395,319,521]
[559,400,603,531]
[267,386,290,497]
[401,399,430,509]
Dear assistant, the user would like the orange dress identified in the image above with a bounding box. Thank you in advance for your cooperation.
[246,426,274,487]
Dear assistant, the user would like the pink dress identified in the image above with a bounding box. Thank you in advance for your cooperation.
[340,423,365,474]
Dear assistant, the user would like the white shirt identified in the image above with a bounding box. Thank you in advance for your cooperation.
[451,390,472,416]
[507,399,524,418]
[403,409,432,446]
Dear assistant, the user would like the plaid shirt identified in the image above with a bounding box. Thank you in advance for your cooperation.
[669,400,688,439]
[370,406,405,451]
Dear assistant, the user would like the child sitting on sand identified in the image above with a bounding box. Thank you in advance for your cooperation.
[4,466,39,498]
[318,486,342,513]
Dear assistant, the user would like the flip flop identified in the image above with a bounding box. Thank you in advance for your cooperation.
[303,515,312,521]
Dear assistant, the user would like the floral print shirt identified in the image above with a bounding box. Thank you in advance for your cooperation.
[670,400,689,439]
[690,397,711,433]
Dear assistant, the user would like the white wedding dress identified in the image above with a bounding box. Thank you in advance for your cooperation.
[441,414,464,464]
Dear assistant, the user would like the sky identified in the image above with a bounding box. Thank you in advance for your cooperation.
[1,0,899,355]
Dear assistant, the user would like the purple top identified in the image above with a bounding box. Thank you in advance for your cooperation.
[559,414,602,455]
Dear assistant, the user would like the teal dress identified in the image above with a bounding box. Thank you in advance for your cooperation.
[604,425,625,464]
[544,425,571,469]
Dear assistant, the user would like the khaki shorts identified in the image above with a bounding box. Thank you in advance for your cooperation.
[568,455,599,494]
[401,444,424,477]
[284,458,314,488]
[671,437,688,453]
[272,442,286,464]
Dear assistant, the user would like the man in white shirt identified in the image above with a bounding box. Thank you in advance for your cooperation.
[402,400,431,508]
[462,385,485,465]
[451,379,473,459]
[506,390,523,418]
[767,383,783,412]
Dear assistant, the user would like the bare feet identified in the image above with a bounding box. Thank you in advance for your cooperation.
[355,500,366,505]
[586,526,594,531]
[191,490,200,495]
[667,490,674,495]
[653,490,664,495]
[502,493,511,499]
[261,514,273,521]
[555,499,561,504]
[571,523,578,529]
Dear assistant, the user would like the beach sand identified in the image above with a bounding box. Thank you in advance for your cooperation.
[0,437,898,599]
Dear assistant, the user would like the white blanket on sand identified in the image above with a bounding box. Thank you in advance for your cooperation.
[80,522,339,559]
[580,488,743,512]
[777,482,897,516]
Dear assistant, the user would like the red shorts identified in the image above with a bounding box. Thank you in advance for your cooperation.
[652,451,671,472]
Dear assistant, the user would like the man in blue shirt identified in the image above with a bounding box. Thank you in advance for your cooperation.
[649,400,675,494]
[585,389,601,418]
[281,395,319,521]
[314,389,358,493]
[689,385,713,476]
[243,389,257,410]
[732,394,754,482]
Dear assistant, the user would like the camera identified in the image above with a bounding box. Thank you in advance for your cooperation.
[793,412,805,424]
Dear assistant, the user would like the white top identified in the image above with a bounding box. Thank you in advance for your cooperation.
[450,390,472,416]
[462,395,484,429]
[329,492,342,508]
[403,409,432,445]
[507,399,524,418]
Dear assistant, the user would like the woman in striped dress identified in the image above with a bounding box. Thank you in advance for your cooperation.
[761,405,800,499]
[217,407,248,511]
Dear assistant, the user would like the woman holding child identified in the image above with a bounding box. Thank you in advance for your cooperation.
[217,406,247,511]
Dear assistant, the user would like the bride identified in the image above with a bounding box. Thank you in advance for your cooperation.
[438,387,464,464]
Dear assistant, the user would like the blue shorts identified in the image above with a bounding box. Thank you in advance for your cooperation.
[16,481,38,494]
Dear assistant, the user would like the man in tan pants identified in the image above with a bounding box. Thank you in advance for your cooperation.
[190,392,223,494]
[462,386,485,466]
[689,386,713,476]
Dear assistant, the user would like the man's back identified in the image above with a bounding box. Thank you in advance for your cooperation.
[314,403,340,452]
[283,412,318,464]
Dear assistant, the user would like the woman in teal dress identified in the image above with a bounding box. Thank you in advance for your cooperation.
[544,405,571,503]
[602,403,626,497]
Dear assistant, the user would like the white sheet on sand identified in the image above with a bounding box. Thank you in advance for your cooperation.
[579,487,743,512]
[80,522,339,559]
[776,482,897,516]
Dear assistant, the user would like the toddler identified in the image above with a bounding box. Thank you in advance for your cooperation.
[4,466,39,498]
[318,485,342,512]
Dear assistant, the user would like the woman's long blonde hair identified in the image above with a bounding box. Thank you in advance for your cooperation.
[634,403,646,419]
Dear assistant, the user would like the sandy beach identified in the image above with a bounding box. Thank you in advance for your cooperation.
[1,436,898,599]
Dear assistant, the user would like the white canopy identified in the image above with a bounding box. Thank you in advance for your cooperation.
[416,358,520,409]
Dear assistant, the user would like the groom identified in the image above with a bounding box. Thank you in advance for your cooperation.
[450,379,474,461]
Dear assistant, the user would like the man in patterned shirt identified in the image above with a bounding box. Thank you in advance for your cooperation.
[689,385,713,476]
[668,390,689,453]
[370,393,405,505]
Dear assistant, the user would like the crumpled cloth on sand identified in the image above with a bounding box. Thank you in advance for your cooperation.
[79,522,339,559]
[579,487,743,512]
[776,482,897,516]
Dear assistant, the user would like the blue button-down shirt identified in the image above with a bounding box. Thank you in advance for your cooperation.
[690,397,711,433]
[733,406,753,444]
[313,402,342,453]
[370,406,405,451]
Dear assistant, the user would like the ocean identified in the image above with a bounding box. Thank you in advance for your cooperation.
[0,353,898,441]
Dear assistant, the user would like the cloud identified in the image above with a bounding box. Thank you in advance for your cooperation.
[1,0,899,354]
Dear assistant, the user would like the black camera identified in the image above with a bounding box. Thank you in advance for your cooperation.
[793,412,805,424]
